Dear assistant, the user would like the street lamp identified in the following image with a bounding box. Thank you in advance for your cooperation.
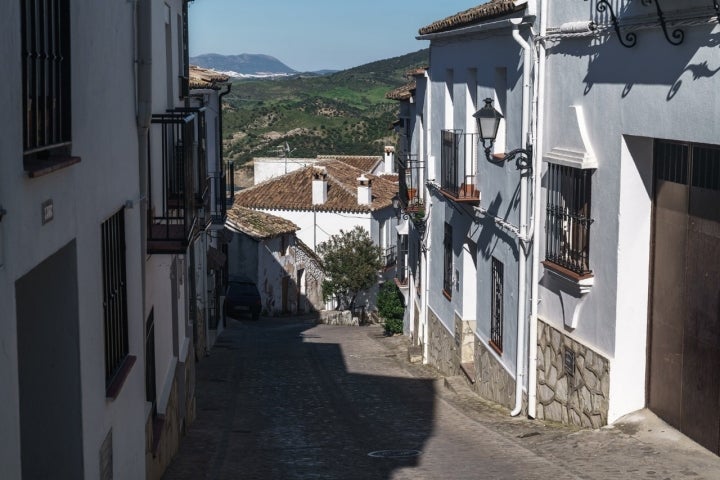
[473,98,533,171]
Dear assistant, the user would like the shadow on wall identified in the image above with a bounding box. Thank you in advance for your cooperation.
[476,189,521,261]
[547,1,720,98]
[164,317,436,479]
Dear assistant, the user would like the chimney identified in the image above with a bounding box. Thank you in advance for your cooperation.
[384,146,395,175]
[357,174,372,205]
[312,167,328,205]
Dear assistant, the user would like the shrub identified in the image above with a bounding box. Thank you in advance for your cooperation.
[377,281,404,335]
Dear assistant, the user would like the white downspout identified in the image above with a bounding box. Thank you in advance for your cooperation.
[528,0,548,420]
[422,70,432,363]
[510,18,533,417]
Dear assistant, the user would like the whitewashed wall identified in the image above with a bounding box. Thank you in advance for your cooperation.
[253,157,318,184]
[541,0,720,421]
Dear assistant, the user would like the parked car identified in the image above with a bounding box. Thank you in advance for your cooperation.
[224,277,262,321]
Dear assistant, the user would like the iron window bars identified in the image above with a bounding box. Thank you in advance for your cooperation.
[545,164,594,276]
[398,153,424,211]
[102,208,129,388]
[21,0,71,157]
[443,222,453,297]
[491,257,504,352]
[441,130,480,200]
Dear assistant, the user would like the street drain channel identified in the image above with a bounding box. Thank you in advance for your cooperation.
[367,450,421,458]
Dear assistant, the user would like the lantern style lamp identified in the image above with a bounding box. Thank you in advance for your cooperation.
[473,98,532,170]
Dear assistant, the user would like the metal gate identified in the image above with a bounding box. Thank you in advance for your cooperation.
[649,140,720,454]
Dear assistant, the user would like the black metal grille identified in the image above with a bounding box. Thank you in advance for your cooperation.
[691,144,720,191]
[398,153,424,209]
[656,140,689,184]
[443,223,453,296]
[21,0,71,155]
[440,130,479,199]
[655,140,720,192]
[491,257,503,352]
[145,310,156,416]
[545,164,593,275]
[102,208,129,387]
[148,112,196,246]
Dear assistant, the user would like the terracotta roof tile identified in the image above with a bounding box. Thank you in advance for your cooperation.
[316,155,382,173]
[419,1,525,35]
[407,67,428,77]
[233,159,396,214]
[189,65,230,90]
[225,205,298,240]
[385,81,416,101]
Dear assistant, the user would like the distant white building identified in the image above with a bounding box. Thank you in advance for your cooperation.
[225,206,325,315]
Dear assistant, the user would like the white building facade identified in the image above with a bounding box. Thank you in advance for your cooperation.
[395,0,720,454]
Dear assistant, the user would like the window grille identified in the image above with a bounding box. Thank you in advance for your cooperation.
[491,257,503,352]
[102,208,129,387]
[21,0,72,156]
[545,164,593,275]
[441,130,461,196]
[443,223,453,297]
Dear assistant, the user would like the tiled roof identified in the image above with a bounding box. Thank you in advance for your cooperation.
[189,65,230,90]
[233,159,396,214]
[418,1,525,35]
[385,81,416,101]
[407,67,428,77]
[316,155,382,173]
[225,205,299,240]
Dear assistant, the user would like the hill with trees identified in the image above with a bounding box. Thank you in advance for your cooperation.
[221,49,428,165]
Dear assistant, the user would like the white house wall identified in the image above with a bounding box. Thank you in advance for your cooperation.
[541,0,720,422]
[258,209,372,251]
[0,1,148,477]
[254,157,318,184]
[425,29,529,378]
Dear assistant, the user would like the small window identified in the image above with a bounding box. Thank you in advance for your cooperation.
[102,208,129,388]
[21,0,72,159]
[545,164,593,276]
[490,257,503,353]
[443,223,453,298]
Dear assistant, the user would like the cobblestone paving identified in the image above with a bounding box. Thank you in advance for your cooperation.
[163,316,720,480]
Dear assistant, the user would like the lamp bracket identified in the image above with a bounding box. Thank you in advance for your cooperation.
[591,0,685,48]
[485,145,533,172]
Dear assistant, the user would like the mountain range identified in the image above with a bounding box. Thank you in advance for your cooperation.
[191,53,318,78]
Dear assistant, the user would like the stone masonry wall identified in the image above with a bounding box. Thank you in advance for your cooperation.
[536,319,610,428]
[473,339,516,410]
[427,309,462,377]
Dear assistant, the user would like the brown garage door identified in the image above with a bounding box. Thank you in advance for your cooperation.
[649,140,720,454]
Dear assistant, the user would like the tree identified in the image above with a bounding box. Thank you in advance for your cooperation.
[317,226,383,311]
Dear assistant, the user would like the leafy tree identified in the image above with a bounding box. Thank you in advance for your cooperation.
[317,226,382,311]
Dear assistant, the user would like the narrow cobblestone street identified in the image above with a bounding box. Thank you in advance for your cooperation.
[163,316,720,480]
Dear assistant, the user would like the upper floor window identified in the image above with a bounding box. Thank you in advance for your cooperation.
[21,0,72,159]
[545,164,593,276]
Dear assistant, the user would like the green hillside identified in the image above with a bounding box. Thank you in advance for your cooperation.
[222,49,428,164]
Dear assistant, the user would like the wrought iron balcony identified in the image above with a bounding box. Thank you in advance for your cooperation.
[147,112,196,254]
[440,130,480,204]
[382,245,397,268]
[398,153,424,211]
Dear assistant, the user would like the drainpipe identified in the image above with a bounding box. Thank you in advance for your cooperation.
[422,70,432,363]
[136,0,152,315]
[510,17,533,418]
[527,0,548,420]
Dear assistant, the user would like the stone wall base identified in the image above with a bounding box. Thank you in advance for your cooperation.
[427,309,462,377]
[146,348,196,480]
[318,310,359,326]
[473,339,516,410]
[536,319,610,428]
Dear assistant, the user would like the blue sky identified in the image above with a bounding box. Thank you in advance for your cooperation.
[188,0,480,72]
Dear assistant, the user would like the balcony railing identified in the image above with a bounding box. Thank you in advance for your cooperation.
[170,107,208,207]
[382,245,397,268]
[398,153,424,210]
[440,130,480,204]
[147,112,196,253]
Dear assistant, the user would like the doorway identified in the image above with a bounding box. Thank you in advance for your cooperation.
[648,140,720,453]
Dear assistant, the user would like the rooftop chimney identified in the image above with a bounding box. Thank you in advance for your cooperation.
[357,174,372,205]
[312,167,328,205]
[384,146,395,175]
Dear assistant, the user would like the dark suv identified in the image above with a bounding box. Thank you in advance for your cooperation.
[224,277,262,321]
